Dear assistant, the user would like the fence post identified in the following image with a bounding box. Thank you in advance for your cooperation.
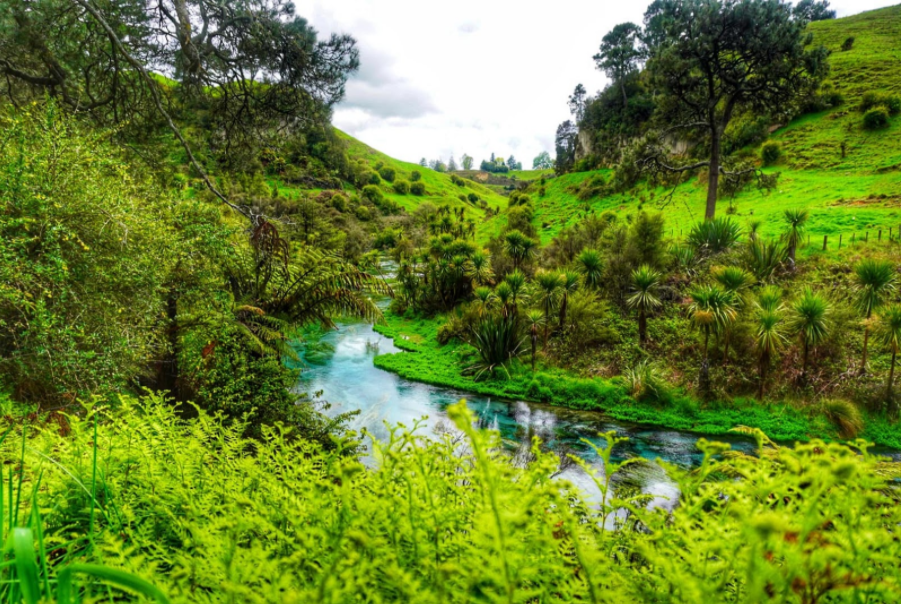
[839,234,842,249]
[823,235,828,251]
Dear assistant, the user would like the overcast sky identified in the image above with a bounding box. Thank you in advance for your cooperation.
[294,0,898,168]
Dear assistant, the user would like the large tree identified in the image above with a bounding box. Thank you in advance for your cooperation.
[641,0,828,219]
[0,0,359,209]
[532,151,553,170]
[554,120,579,174]
[461,153,474,170]
[593,22,643,107]
[568,83,588,122]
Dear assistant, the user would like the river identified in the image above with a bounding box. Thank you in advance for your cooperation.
[294,317,768,509]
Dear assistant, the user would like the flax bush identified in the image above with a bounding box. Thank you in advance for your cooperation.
[1,395,899,602]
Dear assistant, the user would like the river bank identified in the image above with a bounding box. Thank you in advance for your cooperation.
[372,311,901,452]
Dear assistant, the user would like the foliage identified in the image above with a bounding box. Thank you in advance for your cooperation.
[0,397,898,603]
[466,314,524,379]
[687,217,741,256]
[378,167,396,182]
[760,141,783,166]
[393,179,410,194]
[821,398,864,439]
[410,181,426,195]
[863,106,890,130]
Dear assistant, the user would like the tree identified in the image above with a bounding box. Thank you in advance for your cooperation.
[688,285,737,395]
[461,154,474,170]
[568,83,588,122]
[554,120,579,174]
[576,249,604,290]
[788,288,831,382]
[535,271,563,347]
[793,0,836,22]
[877,305,901,407]
[783,209,809,265]
[448,156,458,172]
[2,0,359,180]
[713,266,755,363]
[753,287,787,399]
[420,158,428,167]
[507,155,518,172]
[525,310,545,372]
[854,259,897,372]
[593,23,643,107]
[558,271,581,330]
[533,151,553,170]
[627,265,662,345]
[642,0,829,219]
[504,230,535,272]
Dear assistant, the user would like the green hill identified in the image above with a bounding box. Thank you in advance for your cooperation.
[488,5,901,247]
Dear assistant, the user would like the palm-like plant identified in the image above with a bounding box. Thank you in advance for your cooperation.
[558,270,581,329]
[466,314,525,380]
[783,208,809,265]
[788,287,831,382]
[688,285,738,394]
[743,237,787,283]
[627,265,662,345]
[752,288,787,400]
[504,269,528,312]
[713,266,755,363]
[854,259,897,371]
[466,250,494,287]
[876,304,901,406]
[669,244,698,278]
[687,217,741,256]
[535,270,563,347]
[473,286,497,317]
[495,282,514,318]
[504,230,536,271]
[576,249,604,290]
[525,309,545,372]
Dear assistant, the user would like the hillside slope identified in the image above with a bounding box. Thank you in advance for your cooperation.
[499,5,901,246]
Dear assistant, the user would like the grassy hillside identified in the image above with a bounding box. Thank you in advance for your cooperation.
[490,5,901,247]
[335,130,510,240]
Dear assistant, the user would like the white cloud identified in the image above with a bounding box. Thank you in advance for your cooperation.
[296,0,898,167]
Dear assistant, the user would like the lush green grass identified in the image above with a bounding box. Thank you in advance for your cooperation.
[372,311,901,450]
[336,130,510,240]
[474,5,901,246]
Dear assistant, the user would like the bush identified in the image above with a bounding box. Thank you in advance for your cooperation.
[362,184,384,204]
[331,193,349,212]
[467,192,479,203]
[410,181,426,196]
[354,204,372,221]
[393,179,410,194]
[863,106,890,130]
[860,92,901,115]
[410,170,422,182]
[841,36,854,51]
[687,217,741,255]
[760,141,782,166]
[821,399,864,439]
[450,175,466,187]
[379,167,396,182]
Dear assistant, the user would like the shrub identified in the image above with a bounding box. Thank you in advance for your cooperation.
[841,36,854,51]
[450,175,466,187]
[821,399,863,439]
[860,92,901,115]
[410,170,422,182]
[687,217,741,255]
[379,167,396,182]
[410,181,426,196]
[760,141,782,166]
[362,184,384,204]
[331,193,349,212]
[467,192,479,203]
[393,179,410,194]
[354,205,372,221]
[863,107,890,130]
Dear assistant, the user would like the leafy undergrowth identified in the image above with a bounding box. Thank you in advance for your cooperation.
[3,395,900,602]
[374,312,901,450]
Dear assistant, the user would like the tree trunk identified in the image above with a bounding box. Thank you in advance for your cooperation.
[722,329,730,366]
[638,311,647,345]
[801,341,810,384]
[620,80,628,108]
[758,355,768,401]
[699,329,711,397]
[861,323,871,372]
[159,287,181,400]
[531,333,538,372]
[887,349,897,405]
[705,126,721,220]
[559,294,568,330]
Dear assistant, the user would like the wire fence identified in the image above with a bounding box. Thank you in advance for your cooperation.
[667,225,901,251]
